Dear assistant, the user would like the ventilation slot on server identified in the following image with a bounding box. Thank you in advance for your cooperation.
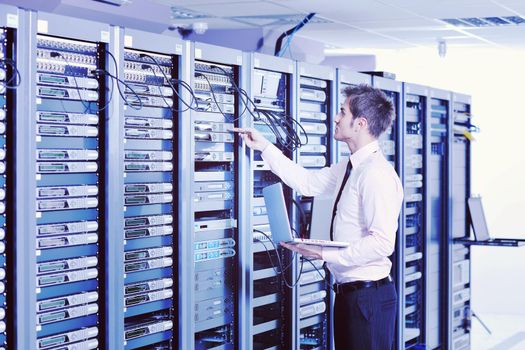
[34,34,103,350]
[121,48,177,349]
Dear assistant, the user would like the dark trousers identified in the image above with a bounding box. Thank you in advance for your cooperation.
[334,282,397,350]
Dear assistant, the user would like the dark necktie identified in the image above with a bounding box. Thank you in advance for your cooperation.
[330,159,353,241]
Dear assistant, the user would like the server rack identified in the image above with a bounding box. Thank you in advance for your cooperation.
[0,21,15,350]
[400,83,428,349]
[114,29,186,350]
[370,77,404,350]
[294,62,336,350]
[183,42,245,350]
[245,52,296,350]
[425,88,452,349]
[449,93,473,350]
[29,12,111,350]
[371,77,401,171]
[334,70,372,162]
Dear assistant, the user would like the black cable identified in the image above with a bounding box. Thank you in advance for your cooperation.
[292,198,309,239]
[138,53,200,112]
[253,229,304,288]
[1,58,21,89]
[257,109,307,151]
[195,72,229,119]
[302,257,335,292]
[173,78,200,111]
[49,51,92,111]
[91,68,115,114]
[209,65,252,122]
[105,50,143,110]
[274,13,316,56]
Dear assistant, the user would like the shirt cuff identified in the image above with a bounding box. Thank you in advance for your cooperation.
[321,246,342,265]
[261,143,282,161]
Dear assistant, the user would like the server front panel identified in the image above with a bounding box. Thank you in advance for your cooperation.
[251,65,294,350]
[426,94,450,348]
[34,34,105,350]
[192,59,239,350]
[450,97,473,350]
[296,72,332,350]
[402,91,426,349]
[122,48,178,350]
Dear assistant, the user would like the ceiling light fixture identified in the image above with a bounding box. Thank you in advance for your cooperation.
[437,39,447,58]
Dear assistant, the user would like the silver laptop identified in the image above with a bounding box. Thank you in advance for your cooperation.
[309,195,334,240]
[468,197,525,244]
[262,183,349,248]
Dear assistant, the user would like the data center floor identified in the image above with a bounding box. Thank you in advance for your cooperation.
[472,313,525,350]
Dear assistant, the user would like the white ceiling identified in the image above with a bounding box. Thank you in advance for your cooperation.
[150,0,525,49]
[5,0,525,49]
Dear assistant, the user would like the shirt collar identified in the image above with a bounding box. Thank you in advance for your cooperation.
[349,140,380,168]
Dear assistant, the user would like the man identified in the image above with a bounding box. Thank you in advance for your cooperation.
[234,84,403,350]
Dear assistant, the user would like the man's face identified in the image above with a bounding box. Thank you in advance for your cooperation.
[334,97,356,142]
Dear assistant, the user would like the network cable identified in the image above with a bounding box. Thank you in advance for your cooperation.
[105,50,143,110]
[253,228,304,288]
[194,72,230,120]
[138,52,200,113]
[51,51,96,112]
[1,58,21,89]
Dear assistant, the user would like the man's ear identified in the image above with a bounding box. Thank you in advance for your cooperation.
[359,117,368,128]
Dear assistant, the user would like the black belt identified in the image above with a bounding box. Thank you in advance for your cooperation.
[333,275,392,294]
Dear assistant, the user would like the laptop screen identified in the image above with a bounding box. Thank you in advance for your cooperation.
[309,195,334,240]
[467,197,490,241]
[262,183,294,243]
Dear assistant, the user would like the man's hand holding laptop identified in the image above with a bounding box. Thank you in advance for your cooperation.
[280,242,322,259]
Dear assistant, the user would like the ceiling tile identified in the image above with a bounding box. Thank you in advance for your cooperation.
[186,1,293,17]
[151,0,261,6]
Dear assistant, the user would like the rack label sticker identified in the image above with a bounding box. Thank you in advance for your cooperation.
[236,55,242,65]
[7,13,18,28]
[101,30,110,43]
[176,44,182,54]
[37,20,48,33]
[195,48,202,59]
[124,35,133,47]
[254,58,260,68]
